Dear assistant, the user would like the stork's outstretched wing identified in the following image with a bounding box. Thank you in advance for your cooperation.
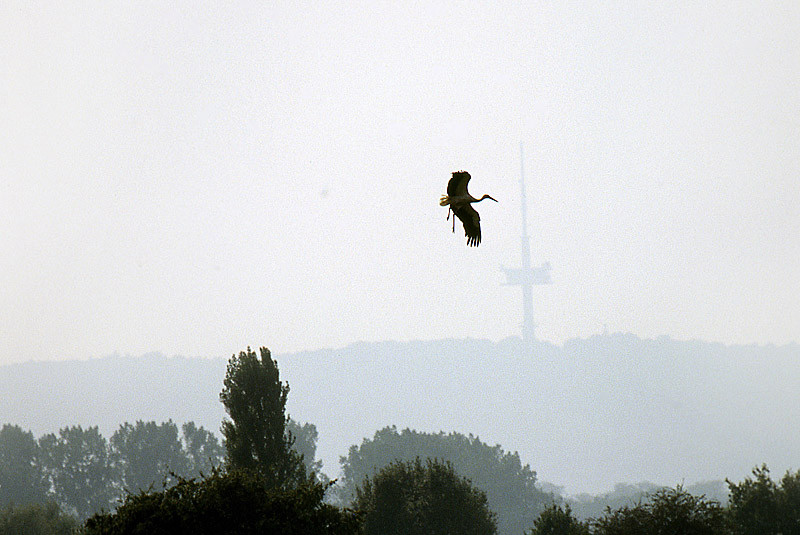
[452,203,481,247]
[447,171,471,198]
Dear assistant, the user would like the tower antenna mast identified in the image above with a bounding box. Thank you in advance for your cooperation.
[501,143,552,351]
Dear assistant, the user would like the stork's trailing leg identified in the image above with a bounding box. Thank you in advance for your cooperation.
[440,195,455,232]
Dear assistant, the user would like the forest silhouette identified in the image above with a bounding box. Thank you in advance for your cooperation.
[2,342,800,533]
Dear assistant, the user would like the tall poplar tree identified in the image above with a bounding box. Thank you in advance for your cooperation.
[219,346,306,489]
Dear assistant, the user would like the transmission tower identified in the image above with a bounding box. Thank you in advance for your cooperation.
[501,143,552,350]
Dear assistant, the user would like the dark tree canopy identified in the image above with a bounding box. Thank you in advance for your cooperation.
[591,485,729,535]
[0,501,78,535]
[110,420,188,493]
[219,347,307,489]
[0,424,47,507]
[354,458,497,535]
[83,469,360,535]
[286,420,324,480]
[181,422,225,479]
[529,504,589,535]
[339,426,551,535]
[37,425,116,519]
[566,482,662,522]
[727,465,800,535]
[1,420,223,520]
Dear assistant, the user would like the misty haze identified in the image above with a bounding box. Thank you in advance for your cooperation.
[2,3,799,534]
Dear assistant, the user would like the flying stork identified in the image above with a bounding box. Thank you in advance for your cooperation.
[439,171,498,247]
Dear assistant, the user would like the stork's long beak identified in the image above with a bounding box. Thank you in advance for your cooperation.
[486,195,498,202]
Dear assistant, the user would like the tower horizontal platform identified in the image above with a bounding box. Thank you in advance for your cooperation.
[501,262,552,286]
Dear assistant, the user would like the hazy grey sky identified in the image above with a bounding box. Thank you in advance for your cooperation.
[2,2,799,365]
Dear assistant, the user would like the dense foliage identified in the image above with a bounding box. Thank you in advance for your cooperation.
[0,502,78,535]
[727,465,800,535]
[110,420,189,494]
[340,426,551,535]
[0,349,321,522]
[0,420,224,519]
[181,422,226,480]
[83,469,359,535]
[38,425,116,519]
[591,485,729,535]
[0,424,47,507]
[83,346,349,534]
[354,458,496,535]
[287,420,325,480]
[529,504,589,535]
[566,482,662,522]
[220,347,307,489]
[0,357,322,521]
[4,345,800,533]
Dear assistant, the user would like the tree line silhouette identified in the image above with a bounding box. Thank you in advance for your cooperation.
[1,346,799,534]
[0,418,320,520]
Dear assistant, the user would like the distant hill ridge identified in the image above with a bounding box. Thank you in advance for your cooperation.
[1,334,798,495]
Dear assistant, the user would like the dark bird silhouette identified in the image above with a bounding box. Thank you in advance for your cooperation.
[439,171,497,246]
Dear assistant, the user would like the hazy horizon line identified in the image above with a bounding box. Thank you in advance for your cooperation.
[3,331,797,367]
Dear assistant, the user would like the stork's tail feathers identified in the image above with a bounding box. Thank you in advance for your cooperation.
[439,195,450,206]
